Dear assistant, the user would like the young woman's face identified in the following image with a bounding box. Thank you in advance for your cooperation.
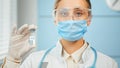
[54,0,91,25]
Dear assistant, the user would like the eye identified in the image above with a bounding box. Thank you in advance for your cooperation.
[58,8,69,17]
[60,12,68,17]
[76,12,82,16]
[74,11,83,17]
[74,8,83,17]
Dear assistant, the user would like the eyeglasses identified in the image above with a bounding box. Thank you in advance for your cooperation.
[54,7,91,21]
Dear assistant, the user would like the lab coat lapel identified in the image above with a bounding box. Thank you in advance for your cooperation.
[80,46,95,67]
[49,40,65,62]
[49,41,66,68]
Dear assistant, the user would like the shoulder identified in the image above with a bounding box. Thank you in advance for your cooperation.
[97,51,116,63]
[96,51,118,68]
[21,50,47,68]
[26,50,46,61]
[29,50,45,57]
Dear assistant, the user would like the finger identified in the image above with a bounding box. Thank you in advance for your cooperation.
[11,24,17,36]
[13,34,30,42]
[13,32,30,44]
[20,24,37,36]
[20,32,30,42]
[17,24,28,35]
[20,26,29,36]
[28,45,36,51]
[28,24,37,32]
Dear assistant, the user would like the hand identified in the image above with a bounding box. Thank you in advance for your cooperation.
[7,24,37,62]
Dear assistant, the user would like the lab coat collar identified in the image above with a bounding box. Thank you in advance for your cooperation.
[71,41,88,63]
[62,41,88,63]
[50,40,95,66]
[49,40,63,58]
[81,45,95,66]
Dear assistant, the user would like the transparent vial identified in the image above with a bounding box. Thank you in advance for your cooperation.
[29,29,36,45]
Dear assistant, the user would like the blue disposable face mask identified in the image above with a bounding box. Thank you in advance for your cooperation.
[57,20,87,41]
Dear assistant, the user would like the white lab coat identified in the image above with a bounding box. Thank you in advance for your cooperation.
[20,41,118,68]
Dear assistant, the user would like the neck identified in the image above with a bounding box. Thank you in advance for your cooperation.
[60,38,84,54]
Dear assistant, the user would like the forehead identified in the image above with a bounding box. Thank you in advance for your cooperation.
[57,0,88,9]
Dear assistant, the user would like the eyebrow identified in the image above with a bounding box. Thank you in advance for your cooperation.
[73,7,91,11]
[74,8,83,11]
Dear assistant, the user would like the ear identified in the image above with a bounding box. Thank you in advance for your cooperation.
[52,11,57,26]
[86,15,92,26]
[54,20,57,25]
[52,13,58,26]
[53,15,58,26]
[54,17,58,26]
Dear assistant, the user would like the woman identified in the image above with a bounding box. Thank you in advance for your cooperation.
[1,0,118,68]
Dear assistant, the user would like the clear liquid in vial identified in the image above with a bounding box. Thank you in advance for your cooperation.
[29,29,36,45]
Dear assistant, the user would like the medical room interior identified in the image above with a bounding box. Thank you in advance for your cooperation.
[0,0,120,67]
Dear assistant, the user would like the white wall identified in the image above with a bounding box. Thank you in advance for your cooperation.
[0,0,12,65]
[17,0,37,28]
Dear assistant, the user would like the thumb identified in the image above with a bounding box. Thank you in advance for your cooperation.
[28,44,36,51]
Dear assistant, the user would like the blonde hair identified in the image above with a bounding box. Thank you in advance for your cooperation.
[54,0,91,10]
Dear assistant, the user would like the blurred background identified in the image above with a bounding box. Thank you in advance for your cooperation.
[0,0,120,67]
